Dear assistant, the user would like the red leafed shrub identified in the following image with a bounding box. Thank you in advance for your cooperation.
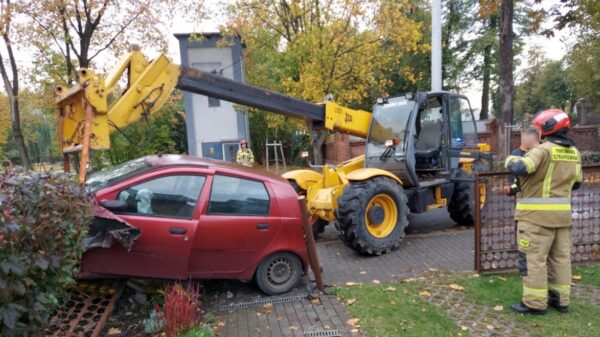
[163,282,203,337]
[0,170,94,336]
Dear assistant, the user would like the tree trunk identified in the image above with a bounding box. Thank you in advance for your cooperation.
[311,129,328,165]
[480,15,496,121]
[499,0,514,126]
[480,44,491,120]
[9,96,30,168]
[498,0,514,157]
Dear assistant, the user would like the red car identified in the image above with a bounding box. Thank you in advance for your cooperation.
[81,155,309,295]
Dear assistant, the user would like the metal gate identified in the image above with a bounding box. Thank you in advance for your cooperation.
[474,165,600,274]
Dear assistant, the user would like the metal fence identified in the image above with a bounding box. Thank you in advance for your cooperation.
[474,165,600,274]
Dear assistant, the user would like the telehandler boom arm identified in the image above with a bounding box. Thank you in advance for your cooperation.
[56,46,371,183]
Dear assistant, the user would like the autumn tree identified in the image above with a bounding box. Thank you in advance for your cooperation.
[21,0,205,85]
[225,0,427,164]
[0,0,29,168]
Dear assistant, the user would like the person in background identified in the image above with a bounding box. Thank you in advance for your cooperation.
[512,126,540,157]
[503,127,541,195]
[236,139,255,167]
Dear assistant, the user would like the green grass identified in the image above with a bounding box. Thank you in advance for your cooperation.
[574,264,600,287]
[459,272,600,337]
[334,283,463,337]
[178,326,215,337]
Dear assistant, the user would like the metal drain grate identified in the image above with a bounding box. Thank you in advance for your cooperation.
[219,293,307,311]
[44,281,125,337]
[304,329,341,337]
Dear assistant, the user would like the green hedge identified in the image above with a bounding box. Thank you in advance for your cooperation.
[0,170,94,336]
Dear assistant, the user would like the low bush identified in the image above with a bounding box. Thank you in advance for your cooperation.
[0,170,94,336]
[163,283,203,337]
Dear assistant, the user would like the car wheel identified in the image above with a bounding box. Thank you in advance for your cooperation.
[256,252,302,295]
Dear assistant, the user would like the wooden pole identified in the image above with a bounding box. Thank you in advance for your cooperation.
[298,196,324,292]
[78,103,93,184]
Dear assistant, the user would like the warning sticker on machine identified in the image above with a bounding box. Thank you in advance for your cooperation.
[551,147,578,162]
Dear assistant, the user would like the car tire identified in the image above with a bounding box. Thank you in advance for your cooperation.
[288,180,329,239]
[256,252,303,295]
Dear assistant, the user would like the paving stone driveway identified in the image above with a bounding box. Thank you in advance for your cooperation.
[211,226,475,337]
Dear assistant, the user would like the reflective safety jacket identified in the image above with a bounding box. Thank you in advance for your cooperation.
[505,141,583,228]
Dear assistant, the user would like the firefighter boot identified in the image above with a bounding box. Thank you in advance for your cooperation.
[510,302,548,315]
[548,291,569,313]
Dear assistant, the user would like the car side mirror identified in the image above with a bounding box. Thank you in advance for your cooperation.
[100,199,128,212]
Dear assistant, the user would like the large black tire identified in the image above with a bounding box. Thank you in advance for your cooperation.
[335,177,409,256]
[288,180,329,238]
[448,170,475,225]
[255,252,303,295]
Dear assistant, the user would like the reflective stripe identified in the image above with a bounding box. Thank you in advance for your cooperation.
[517,197,571,204]
[516,203,572,211]
[576,163,583,182]
[542,162,554,198]
[522,157,536,173]
[523,286,547,298]
[549,283,571,295]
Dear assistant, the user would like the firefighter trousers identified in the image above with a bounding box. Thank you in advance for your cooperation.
[516,221,572,310]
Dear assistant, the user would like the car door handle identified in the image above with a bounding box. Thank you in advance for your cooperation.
[256,223,270,230]
[169,227,187,235]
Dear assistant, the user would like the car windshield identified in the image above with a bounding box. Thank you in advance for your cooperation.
[366,97,416,157]
[86,157,152,192]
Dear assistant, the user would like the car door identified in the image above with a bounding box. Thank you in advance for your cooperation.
[189,174,282,278]
[83,170,207,279]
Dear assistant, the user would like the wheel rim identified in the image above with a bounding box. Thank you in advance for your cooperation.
[364,193,397,238]
[267,258,292,285]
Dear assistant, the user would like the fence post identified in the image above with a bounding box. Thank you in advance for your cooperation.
[474,172,482,273]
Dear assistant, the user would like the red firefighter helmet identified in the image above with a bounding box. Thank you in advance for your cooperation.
[533,109,572,136]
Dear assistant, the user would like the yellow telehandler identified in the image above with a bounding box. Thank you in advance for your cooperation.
[56,46,490,256]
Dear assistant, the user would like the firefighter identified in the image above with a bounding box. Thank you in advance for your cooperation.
[236,139,255,167]
[504,109,583,315]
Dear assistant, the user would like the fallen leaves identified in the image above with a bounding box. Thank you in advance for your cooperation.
[486,324,495,331]
[310,298,321,305]
[262,303,273,315]
[346,298,357,306]
[107,328,121,335]
[572,275,582,281]
[418,290,432,297]
[448,284,465,291]
[372,279,381,285]
[345,281,360,287]
[384,286,397,292]
[359,270,367,275]
[347,318,360,328]
[497,276,507,282]
[494,305,503,312]
[460,325,469,331]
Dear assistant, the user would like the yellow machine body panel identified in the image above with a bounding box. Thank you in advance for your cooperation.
[323,101,371,138]
[288,155,404,222]
[282,169,323,191]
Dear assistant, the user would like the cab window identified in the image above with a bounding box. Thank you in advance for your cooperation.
[208,175,270,216]
[449,96,477,148]
[116,175,206,218]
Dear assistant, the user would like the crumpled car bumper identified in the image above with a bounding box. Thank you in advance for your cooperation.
[83,204,141,251]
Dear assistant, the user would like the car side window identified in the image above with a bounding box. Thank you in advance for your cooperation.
[208,175,270,216]
[116,175,206,218]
